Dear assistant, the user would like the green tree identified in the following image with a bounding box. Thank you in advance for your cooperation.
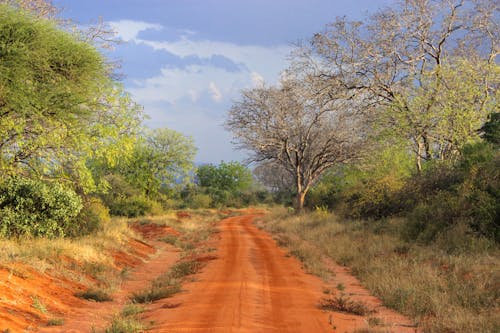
[108,128,197,197]
[295,0,498,172]
[196,161,253,205]
[0,5,142,191]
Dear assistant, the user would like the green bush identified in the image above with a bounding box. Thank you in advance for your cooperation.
[403,143,499,246]
[0,177,82,238]
[68,197,110,237]
[185,193,212,209]
[108,196,153,217]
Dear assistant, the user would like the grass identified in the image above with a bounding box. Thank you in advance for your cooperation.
[46,318,64,326]
[31,296,47,313]
[75,288,112,302]
[319,296,372,316]
[0,210,224,331]
[131,259,201,304]
[105,304,146,333]
[0,217,136,293]
[260,207,500,333]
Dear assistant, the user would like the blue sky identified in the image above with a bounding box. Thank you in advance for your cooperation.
[53,0,390,163]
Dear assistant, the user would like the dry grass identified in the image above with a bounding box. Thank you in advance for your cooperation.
[319,296,372,316]
[260,207,500,333]
[105,304,145,333]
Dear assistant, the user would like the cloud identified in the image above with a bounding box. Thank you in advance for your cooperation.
[108,19,292,162]
[109,20,163,41]
[128,64,251,105]
[208,82,223,102]
[138,38,291,82]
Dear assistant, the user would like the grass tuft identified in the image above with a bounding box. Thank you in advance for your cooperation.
[31,296,47,313]
[75,289,112,302]
[47,318,64,326]
[320,296,373,316]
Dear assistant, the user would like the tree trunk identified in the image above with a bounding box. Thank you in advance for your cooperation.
[416,138,424,173]
[295,191,306,213]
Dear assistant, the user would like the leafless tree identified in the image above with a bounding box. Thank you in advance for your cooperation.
[292,0,499,172]
[226,79,367,212]
[1,0,119,51]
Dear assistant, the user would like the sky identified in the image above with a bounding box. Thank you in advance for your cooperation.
[53,0,390,164]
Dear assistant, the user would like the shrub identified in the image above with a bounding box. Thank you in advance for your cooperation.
[68,197,110,237]
[108,196,154,217]
[403,143,499,245]
[342,175,404,219]
[0,177,82,238]
[185,193,212,209]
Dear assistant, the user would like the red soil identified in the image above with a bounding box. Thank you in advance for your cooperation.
[0,212,418,332]
[143,213,419,332]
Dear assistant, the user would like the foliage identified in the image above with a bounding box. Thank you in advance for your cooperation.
[307,143,414,218]
[0,177,82,238]
[0,5,143,193]
[403,143,499,244]
[196,161,254,207]
[95,128,196,199]
[481,112,500,147]
[107,196,157,218]
[294,0,498,172]
[68,197,110,237]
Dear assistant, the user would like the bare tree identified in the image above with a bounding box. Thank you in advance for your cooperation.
[0,0,59,18]
[254,161,295,194]
[1,0,119,51]
[293,0,499,172]
[226,79,366,212]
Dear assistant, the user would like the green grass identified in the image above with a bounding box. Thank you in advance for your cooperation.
[260,208,500,333]
[105,304,145,333]
[130,284,181,303]
[169,260,201,279]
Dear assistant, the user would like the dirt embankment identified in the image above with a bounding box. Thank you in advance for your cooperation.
[0,223,179,332]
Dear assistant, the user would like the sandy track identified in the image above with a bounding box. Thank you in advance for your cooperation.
[145,214,333,332]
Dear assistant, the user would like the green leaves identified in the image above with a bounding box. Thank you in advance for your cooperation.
[98,128,197,198]
[0,177,82,238]
[0,5,143,193]
[196,161,253,205]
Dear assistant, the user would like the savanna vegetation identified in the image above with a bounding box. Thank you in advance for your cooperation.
[0,1,261,329]
[0,0,263,241]
[226,0,499,332]
[0,0,498,332]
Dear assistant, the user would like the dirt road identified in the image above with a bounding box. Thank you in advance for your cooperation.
[145,213,334,332]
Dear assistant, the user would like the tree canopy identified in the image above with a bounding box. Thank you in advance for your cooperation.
[0,5,143,192]
[226,80,366,211]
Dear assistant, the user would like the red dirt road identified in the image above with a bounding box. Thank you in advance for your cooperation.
[145,213,334,332]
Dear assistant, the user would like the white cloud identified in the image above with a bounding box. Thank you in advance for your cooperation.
[208,82,223,102]
[110,20,293,162]
[128,64,251,105]
[109,20,163,41]
[138,38,291,83]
